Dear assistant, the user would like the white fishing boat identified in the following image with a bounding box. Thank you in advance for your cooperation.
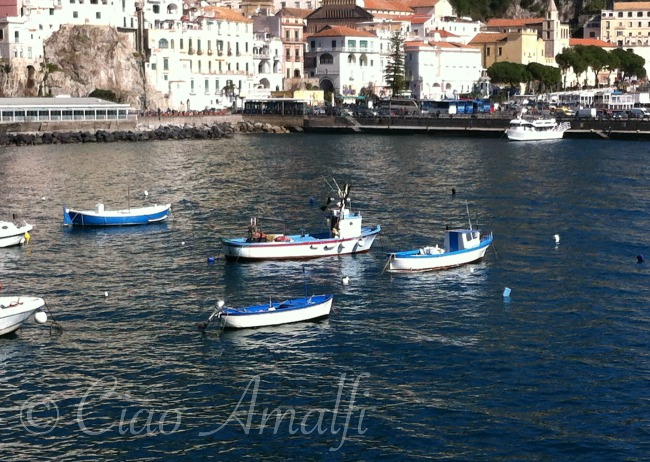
[0,220,32,248]
[0,296,48,335]
[221,181,381,261]
[386,206,493,273]
[505,110,570,141]
[199,294,334,329]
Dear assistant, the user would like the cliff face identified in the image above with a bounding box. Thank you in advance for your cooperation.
[41,25,164,109]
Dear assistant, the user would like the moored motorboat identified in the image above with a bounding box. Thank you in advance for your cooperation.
[0,296,48,335]
[200,294,334,329]
[221,181,380,261]
[63,203,171,226]
[0,221,32,248]
[505,111,570,141]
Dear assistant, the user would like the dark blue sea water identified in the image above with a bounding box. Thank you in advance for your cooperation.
[1,135,649,461]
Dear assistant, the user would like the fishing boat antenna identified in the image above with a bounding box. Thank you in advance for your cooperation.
[465,200,472,230]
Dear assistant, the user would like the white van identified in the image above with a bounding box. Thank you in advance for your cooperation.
[628,108,649,119]
[576,108,597,119]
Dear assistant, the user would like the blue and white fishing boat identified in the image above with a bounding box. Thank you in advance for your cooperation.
[221,181,381,261]
[201,294,334,329]
[386,207,493,273]
[63,203,171,226]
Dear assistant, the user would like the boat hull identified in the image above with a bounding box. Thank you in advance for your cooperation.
[0,296,45,335]
[388,236,493,273]
[222,226,381,261]
[0,222,33,248]
[218,294,333,329]
[505,129,565,141]
[63,204,171,226]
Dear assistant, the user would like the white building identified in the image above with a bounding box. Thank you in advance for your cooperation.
[305,25,382,102]
[404,38,482,99]
[252,31,284,96]
[144,6,257,111]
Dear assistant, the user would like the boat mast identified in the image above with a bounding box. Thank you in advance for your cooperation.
[465,200,472,230]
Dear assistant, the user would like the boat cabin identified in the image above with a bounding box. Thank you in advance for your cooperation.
[444,229,481,252]
[328,209,363,239]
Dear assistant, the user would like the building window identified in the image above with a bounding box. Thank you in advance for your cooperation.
[159,39,168,49]
[73,11,78,18]
[285,30,290,40]
[331,40,336,48]
[163,57,169,70]
[96,12,101,19]
[486,48,491,57]
[151,63,156,70]
[360,40,368,49]
[153,4,160,13]
[347,40,356,48]
[294,30,299,40]
[50,8,54,14]
[310,40,315,49]
[286,49,291,59]
[498,46,502,56]
[319,53,333,64]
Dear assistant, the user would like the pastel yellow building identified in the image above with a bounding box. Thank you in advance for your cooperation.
[600,1,650,46]
[468,29,546,69]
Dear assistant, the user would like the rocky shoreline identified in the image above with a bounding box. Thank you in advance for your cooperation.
[0,120,295,146]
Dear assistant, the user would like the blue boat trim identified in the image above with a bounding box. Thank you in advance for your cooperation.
[221,294,334,317]
[63,204,172,227]
[390,233,493,259]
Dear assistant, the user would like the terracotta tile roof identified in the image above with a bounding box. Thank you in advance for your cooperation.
[428,29,457,37]
[276,7,313,18]
[364,0,414,12]
[410,14,432,24]
[613,2,650,10]
[405,40,473,50]
[203,6,252,22]
[469,32,509,44]
[372,13,414,21]
[485,17,544,28]
[570,38,616,48]
[309,25,377,38]
[400,0,442,7]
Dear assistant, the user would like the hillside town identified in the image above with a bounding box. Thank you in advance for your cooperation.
[0,0,648,112]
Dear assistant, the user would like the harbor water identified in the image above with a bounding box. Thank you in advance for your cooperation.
[1,134,649,460]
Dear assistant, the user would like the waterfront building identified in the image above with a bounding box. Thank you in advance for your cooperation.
[304,25,381,102]
[404,37,482,99]
[0,96,134,122]
[143,6,256,111]
[469,29,546,69]
[600,1,650,47]
[276,8,311,88]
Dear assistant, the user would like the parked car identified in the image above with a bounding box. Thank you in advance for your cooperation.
[612,111,627,119]
[628,108,650,119]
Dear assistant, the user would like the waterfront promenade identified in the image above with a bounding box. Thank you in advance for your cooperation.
[3,111,650,142]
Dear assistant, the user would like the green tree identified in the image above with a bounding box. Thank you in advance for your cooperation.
[611,48,647,81]
[574,45,610,88]
[486,61,529,93]
[384,32,406,97]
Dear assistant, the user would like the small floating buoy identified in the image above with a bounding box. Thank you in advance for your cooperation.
[341,276,350,285]
[104,291,109,298]
[181,241,185,245]
[503,287,511,298]
[451,188,456,195]
[41,196,47,201]
[217,300,225,309]
[637,255,645,264]
[309,197,315,204]
[144,190,149,197]
[34,311,48,324]
[554,234,560,244]
[207,256,216,264]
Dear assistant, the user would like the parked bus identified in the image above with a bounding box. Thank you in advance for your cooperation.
[377,99,420,116]
[421,99,491,116]
[243,98,308,116]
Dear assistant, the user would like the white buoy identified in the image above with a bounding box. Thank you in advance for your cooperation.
[342,276,350,285]
[554,234,560,244]
[104,291,109,298]
[144,190,149,197]
[217,300,225,309]
[503,287,511,298]
[41,196,47,201]
[34,311,48,324]
[181,241,185,245]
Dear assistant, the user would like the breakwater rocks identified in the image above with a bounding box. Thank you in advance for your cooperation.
[0,120,293,146]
